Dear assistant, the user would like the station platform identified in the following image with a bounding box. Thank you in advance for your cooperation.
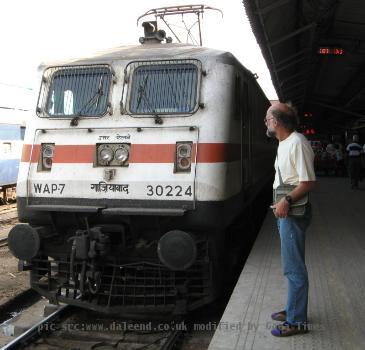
[208,177,365,350]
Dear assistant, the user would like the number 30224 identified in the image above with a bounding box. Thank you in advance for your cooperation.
[146,185,193,197]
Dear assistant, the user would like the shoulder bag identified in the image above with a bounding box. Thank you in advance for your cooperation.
[273,156,309,217]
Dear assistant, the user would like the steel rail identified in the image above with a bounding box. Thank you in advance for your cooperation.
[1,304,71,350]
[0,237,7,248]
[1,304,185,350]
[0,209,18,224]
[161,329,185,350]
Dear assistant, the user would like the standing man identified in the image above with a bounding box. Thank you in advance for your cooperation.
[265,102,316,337]
[346,135,362,189]
[334,143,345,177]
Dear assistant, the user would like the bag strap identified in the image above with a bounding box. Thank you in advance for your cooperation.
[276,153,284,186]
[276,151,310,202]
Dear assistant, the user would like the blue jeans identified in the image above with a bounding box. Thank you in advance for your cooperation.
[276,205,312,325]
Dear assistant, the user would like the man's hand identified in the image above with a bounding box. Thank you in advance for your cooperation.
[272,197,290,218]
[272,181,315,218]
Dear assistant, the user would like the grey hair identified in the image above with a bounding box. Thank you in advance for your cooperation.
[271,102,299,131]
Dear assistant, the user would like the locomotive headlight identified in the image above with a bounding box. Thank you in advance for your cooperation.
[100,148,114,161]
[175,142,192,173]
[98,146,114,165]
[115,146,129,164]
[177,144,191,158]
[42,145,54,158]
[96,143,130,167]
[40,143,55,171]
[178,157,191,170]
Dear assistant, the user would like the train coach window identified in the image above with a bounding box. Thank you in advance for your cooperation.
[20,126,25,140]
[128,62,199,115]
[38,65,112,118]
[2,142,11,154]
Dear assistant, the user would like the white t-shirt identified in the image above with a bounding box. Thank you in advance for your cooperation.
[273,131,316,189]
[346,142,362,157]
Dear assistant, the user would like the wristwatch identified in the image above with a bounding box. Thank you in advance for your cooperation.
[285,195,293,205]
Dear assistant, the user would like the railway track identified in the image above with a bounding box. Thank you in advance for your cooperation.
[0,208,17,224]
[0,207,185,349]
[0,203,17,210]
[2,304,186,350]
[0,238,7,248]
[0,207,18,248]
[1,304,71,350]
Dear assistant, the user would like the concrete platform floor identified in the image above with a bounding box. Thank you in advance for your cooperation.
[208,177,365,350]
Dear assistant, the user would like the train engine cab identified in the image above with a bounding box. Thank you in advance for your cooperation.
[9,23,273,315]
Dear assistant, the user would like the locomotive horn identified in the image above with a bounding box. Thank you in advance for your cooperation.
[140,21,166,44]
[155,29,166,42]
[157,230,197,271]
[8,224,40,260]
[142,21,156,35]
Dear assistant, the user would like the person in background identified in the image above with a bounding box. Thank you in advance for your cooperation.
[322,142,337,176]
[346,135,362,189]
[325,142,336,158]
[265,102,316,337]
[334,143,345,177]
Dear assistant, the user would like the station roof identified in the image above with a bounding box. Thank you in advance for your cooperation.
[243,0,365,134]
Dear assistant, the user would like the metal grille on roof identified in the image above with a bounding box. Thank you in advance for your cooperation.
[37,65,112,118]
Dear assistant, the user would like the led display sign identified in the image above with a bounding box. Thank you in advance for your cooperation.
[318,47,344,55]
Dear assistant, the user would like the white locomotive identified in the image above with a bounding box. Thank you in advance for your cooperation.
[9,22,275,315]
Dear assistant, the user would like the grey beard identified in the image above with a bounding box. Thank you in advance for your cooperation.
[266,128,276,138]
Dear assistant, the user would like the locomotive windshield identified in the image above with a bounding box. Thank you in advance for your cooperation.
[129,63,198,114]
[45,66,112,117]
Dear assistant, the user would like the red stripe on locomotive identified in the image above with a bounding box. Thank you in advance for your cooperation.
[21,143,241,163]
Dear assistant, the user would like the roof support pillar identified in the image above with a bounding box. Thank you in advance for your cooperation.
[269,23,316,48]
[275,57,308,73]
[255,0,290,16]
[287,92,304,100]
[311,101,365,119]
[346,88,365,107]
[280,70,310,87]
[291,96,304,104]
[275,48,311,69]
[282,81,306,93]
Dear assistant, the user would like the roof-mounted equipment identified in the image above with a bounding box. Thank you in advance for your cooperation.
[139,21,172,45]
[137,5,223,46]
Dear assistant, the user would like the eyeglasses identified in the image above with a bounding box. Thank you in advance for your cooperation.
[264,117,274,124]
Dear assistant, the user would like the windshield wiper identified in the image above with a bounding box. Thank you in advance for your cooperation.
[136,75,149,109]
[70,76,104,126]
[136,75,163,124]
[77,76,104,116]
